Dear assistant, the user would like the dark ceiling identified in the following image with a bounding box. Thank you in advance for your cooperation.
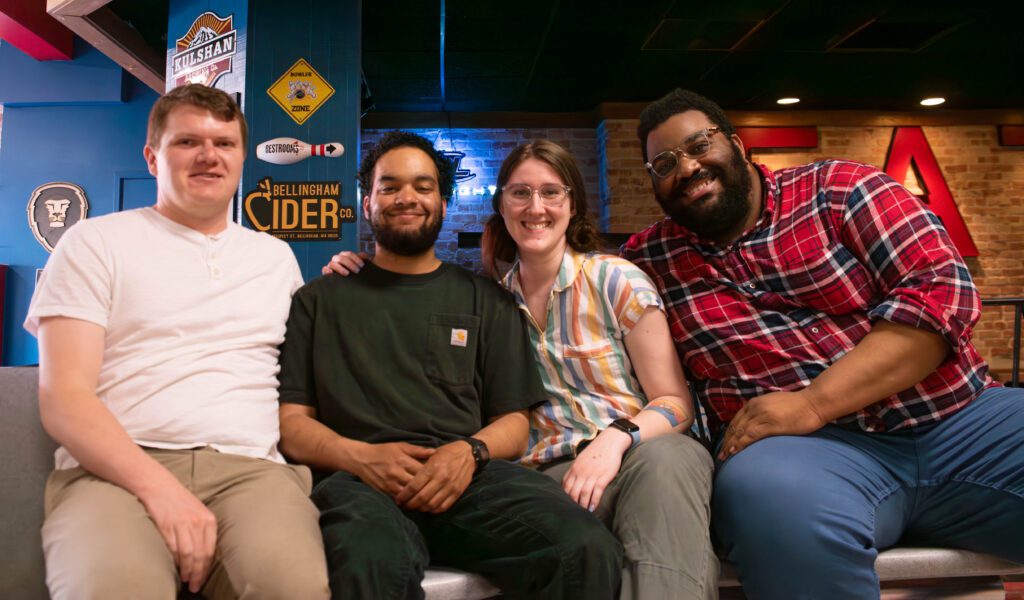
[110,0,1024,113]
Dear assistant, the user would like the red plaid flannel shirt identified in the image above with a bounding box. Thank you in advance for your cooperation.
[622,160,996,434]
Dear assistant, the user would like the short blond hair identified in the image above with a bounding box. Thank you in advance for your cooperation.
[147,84,247,150]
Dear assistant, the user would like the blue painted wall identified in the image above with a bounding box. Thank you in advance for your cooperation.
[0,38,123,105]
[0,40,158,366]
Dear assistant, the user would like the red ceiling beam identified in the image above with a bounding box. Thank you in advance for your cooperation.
[0,0,72,60]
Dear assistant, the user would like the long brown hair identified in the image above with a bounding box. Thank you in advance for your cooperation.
[483,140,601,277]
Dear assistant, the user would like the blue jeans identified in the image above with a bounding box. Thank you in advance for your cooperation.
[312,459,623,600]
[712,386,1024,600]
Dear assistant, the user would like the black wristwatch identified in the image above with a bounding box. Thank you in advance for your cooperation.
[608,418,641,448]
[464,437,490,472]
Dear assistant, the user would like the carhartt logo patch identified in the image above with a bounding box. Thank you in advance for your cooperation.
[450,328,468,347]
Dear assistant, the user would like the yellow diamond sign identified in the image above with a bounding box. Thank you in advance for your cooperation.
[267,58,335,125]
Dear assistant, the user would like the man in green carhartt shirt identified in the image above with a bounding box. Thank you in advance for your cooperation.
[277,131,622,600]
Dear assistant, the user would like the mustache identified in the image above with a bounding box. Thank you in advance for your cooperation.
[669,167,716,199]
[383,207,427,217]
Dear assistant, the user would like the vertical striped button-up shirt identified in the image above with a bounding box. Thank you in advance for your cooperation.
[502,249,664,467]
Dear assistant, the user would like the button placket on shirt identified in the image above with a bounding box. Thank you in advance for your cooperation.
[544,288,593,429]
[205,235,224,280]
[515,287,591,435]
[718,244,759,296]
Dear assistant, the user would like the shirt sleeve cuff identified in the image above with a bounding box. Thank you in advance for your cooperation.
[867,290,973,351]
[619,289,665,336]
[23,306,109,337]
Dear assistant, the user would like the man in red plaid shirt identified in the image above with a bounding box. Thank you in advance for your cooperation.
[623,88,1024,599]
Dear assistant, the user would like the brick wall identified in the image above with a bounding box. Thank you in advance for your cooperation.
[359,128,600,272]
[597,119,653,233]
[598,120,1024,381]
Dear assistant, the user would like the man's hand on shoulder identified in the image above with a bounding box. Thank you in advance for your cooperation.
[353,441,436,498]
[136,477,218,594]
[395,441,476,514]
[718,390,826,460]
[321,251,369,276]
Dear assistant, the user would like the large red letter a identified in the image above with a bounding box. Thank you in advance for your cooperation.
[883,127,978,257]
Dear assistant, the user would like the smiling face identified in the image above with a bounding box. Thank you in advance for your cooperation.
[363,145,446,256]
[645,110,755,243]
[144,104,244,233]
[499,158,574,261]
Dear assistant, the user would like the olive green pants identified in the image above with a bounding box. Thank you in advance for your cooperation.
[543,434,719,600]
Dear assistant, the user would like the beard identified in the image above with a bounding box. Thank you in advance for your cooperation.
[369,204,445,256]
[655,141,754,241]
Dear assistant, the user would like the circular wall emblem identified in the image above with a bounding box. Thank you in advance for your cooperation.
[27,182,89,253]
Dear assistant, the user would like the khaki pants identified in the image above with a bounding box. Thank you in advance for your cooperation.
[543,434,719,600]
[42,447,329,600]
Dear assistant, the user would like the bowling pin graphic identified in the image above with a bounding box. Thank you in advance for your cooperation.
[256,138,344,165]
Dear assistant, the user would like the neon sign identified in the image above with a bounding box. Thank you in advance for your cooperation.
[457,185,497,197]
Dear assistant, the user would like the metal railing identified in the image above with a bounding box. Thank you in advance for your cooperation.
[982,297,1023,388]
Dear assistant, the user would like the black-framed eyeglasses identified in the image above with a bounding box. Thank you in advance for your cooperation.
[501,183,571,207]
[644,127,722,179]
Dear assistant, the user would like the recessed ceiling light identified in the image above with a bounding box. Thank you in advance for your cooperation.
[920,97,946,106]
[777,97,800,105]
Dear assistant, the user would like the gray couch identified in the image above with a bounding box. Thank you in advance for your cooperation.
[3,366,1021,599]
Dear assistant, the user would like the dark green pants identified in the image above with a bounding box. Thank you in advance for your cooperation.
[312,459,623,600]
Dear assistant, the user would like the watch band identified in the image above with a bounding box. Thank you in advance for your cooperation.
[464,437,490,471]
[609,418,641,447]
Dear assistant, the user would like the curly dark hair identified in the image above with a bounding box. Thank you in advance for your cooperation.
[482,139,601,277]
[637,88,736,162]
[357,131,456,204]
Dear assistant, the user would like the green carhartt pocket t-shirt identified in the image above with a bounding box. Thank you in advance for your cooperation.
[278,262,544,448]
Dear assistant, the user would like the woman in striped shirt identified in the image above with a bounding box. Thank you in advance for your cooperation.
[482,140,717,600]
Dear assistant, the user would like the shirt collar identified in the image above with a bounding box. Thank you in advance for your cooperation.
[144,206,237,245]
[501,247,587,302]
[756,163,778,223]
[553,247,587,292]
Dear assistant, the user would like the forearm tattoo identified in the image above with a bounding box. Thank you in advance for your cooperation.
[642,399,687,427]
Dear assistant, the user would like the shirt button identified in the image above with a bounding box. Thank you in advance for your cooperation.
[810,327,820,334]
[211,266,223,278]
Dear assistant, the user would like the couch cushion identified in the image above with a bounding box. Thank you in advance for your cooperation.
[716,547,1024,587]
[875,547,1024,581]
[0,367,56,600]
[422,568,499,600]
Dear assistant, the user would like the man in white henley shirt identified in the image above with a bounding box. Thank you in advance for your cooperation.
[24,84,329,600]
